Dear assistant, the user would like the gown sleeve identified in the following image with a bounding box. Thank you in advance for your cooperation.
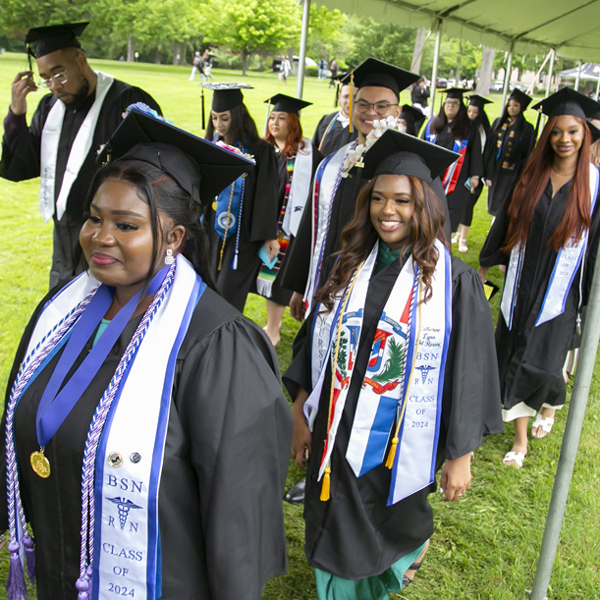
[248,140,280,243]
[174,312,292,599]
[479,191,512,267]
[441,259,503,460]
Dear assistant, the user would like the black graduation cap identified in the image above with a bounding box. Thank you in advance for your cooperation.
[587,120,600,144]
[25,22,88,58]
[532,87,600,120]
[201,82,253,112]
[508,88,533,110]
[468,95,493,108]
[264,93,312,116]
[97,106,255,206]
[360,129,459,184]
[340,57,419,96]
[441,88,467,101]
[399,104,425,136]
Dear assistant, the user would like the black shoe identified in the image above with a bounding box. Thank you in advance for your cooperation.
[284,477,306,504]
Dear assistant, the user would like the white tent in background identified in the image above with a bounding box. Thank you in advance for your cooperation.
[558,62,600,81]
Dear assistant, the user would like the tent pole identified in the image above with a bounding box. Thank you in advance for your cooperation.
[501,41,514,108]
[430,19,442,119]
[296,0,311,99]
[530,227,600,600]
[545,47,556,97]
[575,61,582,91]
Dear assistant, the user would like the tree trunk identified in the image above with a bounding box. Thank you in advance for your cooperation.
[410,27,427,74]
[127,37,135,62]
[242,50,249,76]
[455,41,462,83]
[172,40,179,65]
[476,47,495,96]
[154,48,161,64]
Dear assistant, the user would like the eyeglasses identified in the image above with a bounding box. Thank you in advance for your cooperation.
[354,100,399,116]
[38,69,68,89]
[444,100,461,107]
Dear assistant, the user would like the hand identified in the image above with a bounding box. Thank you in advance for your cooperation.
[470,175,480,192]
[289,291,306,322]
[477,266,488,284]
[498,264,506,276]
[484,179,492,187]
[11,71,37,116]
[291,391,311,468]
[264,239,280,261]
[439,453,472,501]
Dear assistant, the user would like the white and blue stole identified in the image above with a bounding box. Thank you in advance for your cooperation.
[280,138,313,238]
[501,164,599,329]
[306,240,452,505]
[303,140,355,313]
[40,72,115,222]
[424,121,468,195]
[18,256,204,600]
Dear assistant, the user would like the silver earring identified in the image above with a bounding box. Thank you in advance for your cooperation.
[165,249,175,265]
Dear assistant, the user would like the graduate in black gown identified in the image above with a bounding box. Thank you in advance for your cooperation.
[312,80,358,157]
[398,103,426,137]
[483,88,535,217]
[0,22,161,289]
[202,83,280,312]
[284,130,502,600]
[1,107,292,600]
[479,88,600,469]
[282,57,420,322]
[422,88,483,233]
[257,94,321,345]
[453,94,493,253]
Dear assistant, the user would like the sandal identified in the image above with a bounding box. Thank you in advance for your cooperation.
[531,414,554,439]
[451,232,459,244]
[402,560,423,587]
[503,451,525,468]
[458,238,469,253]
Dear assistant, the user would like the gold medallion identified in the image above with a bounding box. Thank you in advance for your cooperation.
[30,449,51,478]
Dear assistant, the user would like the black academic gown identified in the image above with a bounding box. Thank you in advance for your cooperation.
[283,254,502,579]
[254,142,322,306]
[204,138,280,312]
[423,120,483,233]
[483,116,535,217]
[1,285,292,600]
[312,112,357,157]
[479,178,600,411]
[0,81,161,289]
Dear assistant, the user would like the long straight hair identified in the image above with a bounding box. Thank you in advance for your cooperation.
[264,112,306,157]
[503,115,592,253]
[315,175,448,311]
[430,102,470,140]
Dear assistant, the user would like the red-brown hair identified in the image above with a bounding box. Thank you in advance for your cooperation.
[504,115,592,253]
[315,175,449,312]
[264,113,306,157]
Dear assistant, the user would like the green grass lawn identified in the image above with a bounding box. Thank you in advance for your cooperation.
[1,52,599,599]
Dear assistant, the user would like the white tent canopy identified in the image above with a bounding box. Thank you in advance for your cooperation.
[321,0,600,62]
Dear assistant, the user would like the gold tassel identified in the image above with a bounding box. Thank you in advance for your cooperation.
[320,466,331,501]
[348,71,354,134]
[385,437,399,469]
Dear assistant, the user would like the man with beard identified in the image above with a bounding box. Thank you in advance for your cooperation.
[0,22,161,288]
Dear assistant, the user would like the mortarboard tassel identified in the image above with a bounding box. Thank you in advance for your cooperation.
[201,88,206,130]
[264,98,272,137]
[348,72,354,134]
[22,534,35,587]
[320,465,331,501]
[535,109,542,138]
[6,540,27,600]
[334,82,340,108]
[385,436,400,469]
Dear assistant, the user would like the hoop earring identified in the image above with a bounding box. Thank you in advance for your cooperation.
[165,249,175,265]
